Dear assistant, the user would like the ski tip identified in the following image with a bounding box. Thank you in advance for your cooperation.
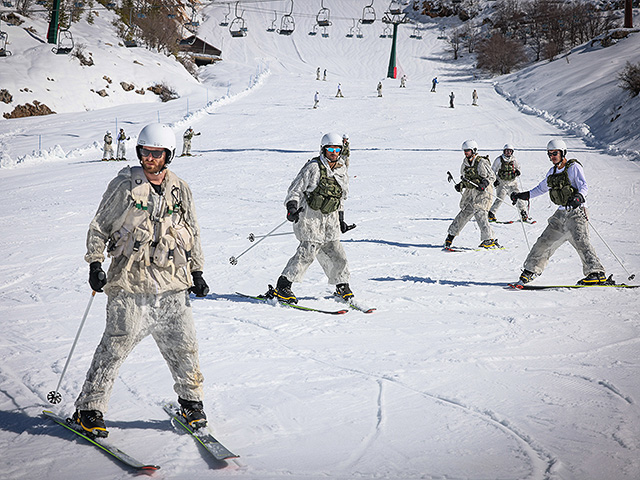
[507,283,524,290]
[140,465,161,471]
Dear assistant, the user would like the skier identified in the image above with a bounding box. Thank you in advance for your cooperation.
[445,140,499,249]
[182,126,200,156]
[265,132,355,304]
[400,75,407,88]
[472,89,478,106]
[510,139,607,285]
[431,76,438,92]
[488,144,530,223]
[316,67,321,80]
[341,133,350,169]
[323,69,327,81]
[336,83,344,97]
[377,81,383,97]
[73,123,210,438]
[313,91,320,109]
[102,131,114,161]
[116,128,129,161]
[449,92,455,108]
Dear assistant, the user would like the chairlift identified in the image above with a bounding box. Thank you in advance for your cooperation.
[321,26,329,38]
[220,4,230,27]
[0,30,12,57]
[361,0,376,24]
[387,0,402,15]
[380,25,391,38]
[356,19,364,38]
[410,25,422,39]
[278,0,295,35]
[106,2,116,8]
[346,18,355,38]
[316,0,331,27]
[52,28,74,54]
[267,11,276,32]
[308,23,318,36]
[229,3,247,38]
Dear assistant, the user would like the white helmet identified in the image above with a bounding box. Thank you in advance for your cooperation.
[342,133,349,140]
[321,132,343,150]
[546,138,567,157]
[461,139,478,153]
[503,143,514,157]
[136,123,176,164]
[106,130,111,135]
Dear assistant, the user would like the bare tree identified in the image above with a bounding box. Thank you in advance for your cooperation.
[448,27,463,60]
[476,32,527,75]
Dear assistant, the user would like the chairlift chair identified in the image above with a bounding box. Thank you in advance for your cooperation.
[220,4,230,27]
[278,0,295,35]
[346,19,355,38]
[229,3,247,37]
[52,28,74,54]
[356,22,364,38]
[308,23,318,36]
[316,0,331,27]
[267,11,277,32]
[380,25,391,38]
[387,0,402,15]
[321,26,329,38]
[361,1,376,24]
[0,30,11,57]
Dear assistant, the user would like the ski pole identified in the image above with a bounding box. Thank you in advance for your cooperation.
[248,231,294,242]
[457,174,531,250]
[230,217,292,265]
[578,210,636,281]
[47,290,97,404]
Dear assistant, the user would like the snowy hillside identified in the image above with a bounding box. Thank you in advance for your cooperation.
[1,2,640,480]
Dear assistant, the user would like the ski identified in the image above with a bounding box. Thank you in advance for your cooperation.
[42,410,160,471]
[163,402,239,461]
[332,295,376,313]
[444,246,505,252]
[490,220,536,225]
[235,292,348,315]
[508,283,639,290]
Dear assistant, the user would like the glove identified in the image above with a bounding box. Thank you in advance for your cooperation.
[339,211,356,233]
[510,191,530,205]
[567,192,585,209]
[477,178,489,191]
[286,201,301,223]
[89,261,107,292]
[514,169,521,177]
[454,182,462,193]
[494,179,500,187]
[189,271,209,297]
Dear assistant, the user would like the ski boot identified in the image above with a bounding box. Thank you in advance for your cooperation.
[577,272,608,285]
[488,211,497,222]
[178,398,207,430]
[444,234,455,248]
[334,283,354,300]
[478,238,501,249]
[270,275,297,304]
[518,269,536,285]
[72,410,108,438]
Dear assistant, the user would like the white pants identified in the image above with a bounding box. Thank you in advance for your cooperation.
[448,200,494,241]
[75,289,204,413]
[282,240,350,285]
[491,179,526,214]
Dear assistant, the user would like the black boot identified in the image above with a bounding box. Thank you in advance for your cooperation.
[444,234,455,248]
[274,275,297,304]
[178,397,207,430]
[72,410,108,438]
[335,283,354,300]
[488,211,497,222]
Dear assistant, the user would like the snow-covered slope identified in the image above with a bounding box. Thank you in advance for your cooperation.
[1,2,639,480]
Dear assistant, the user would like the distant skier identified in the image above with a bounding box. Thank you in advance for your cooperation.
[182,126,200,156]
[316,67,321,80]
[264,132,355,304]
[102,131,114,161]
[341,133,350,169]
[400,75,407,88]
[488,144,530,223]
[449,92,455,108]
[323,69,327,81]
[336,83,344,97]
[116,128,129,161]
[510,139,607,286]
[445,140,499,250]
[472,89,478,106]
[431,76,438,92]
[313,91,320,109]
[377,81,383,97]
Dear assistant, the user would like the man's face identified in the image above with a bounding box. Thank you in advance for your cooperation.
[139,146,166,174]
[547,149,563,166]
[504,149,513,158]
[324,145,342,163]
[464,149,474,159]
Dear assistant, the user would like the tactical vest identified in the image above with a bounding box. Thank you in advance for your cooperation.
[305,157,343,214]
[462,155,489,189]
[498,157,517,181]
[547,159,581,206]
[107,167,194,278]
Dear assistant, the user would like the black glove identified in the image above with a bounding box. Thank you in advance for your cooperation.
[477,178,489,191]
[514,169,521,177]
[286,201,301,223]
[189,271,209,297]
[493,179,500,187]
[454,182,462,192]
[510,191,530,204]
[338,211,356,233]
[89,261,107,292]
[567,192,585,209]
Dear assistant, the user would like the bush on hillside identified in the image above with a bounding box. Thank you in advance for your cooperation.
[618,61,640,97]
[476,33,527,75]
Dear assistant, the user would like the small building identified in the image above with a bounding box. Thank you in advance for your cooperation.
[179,35,222,66]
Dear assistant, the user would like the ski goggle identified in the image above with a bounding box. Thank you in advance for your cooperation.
[325,147,342,153]
[547,150,561,157]
[139,147,165,159]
